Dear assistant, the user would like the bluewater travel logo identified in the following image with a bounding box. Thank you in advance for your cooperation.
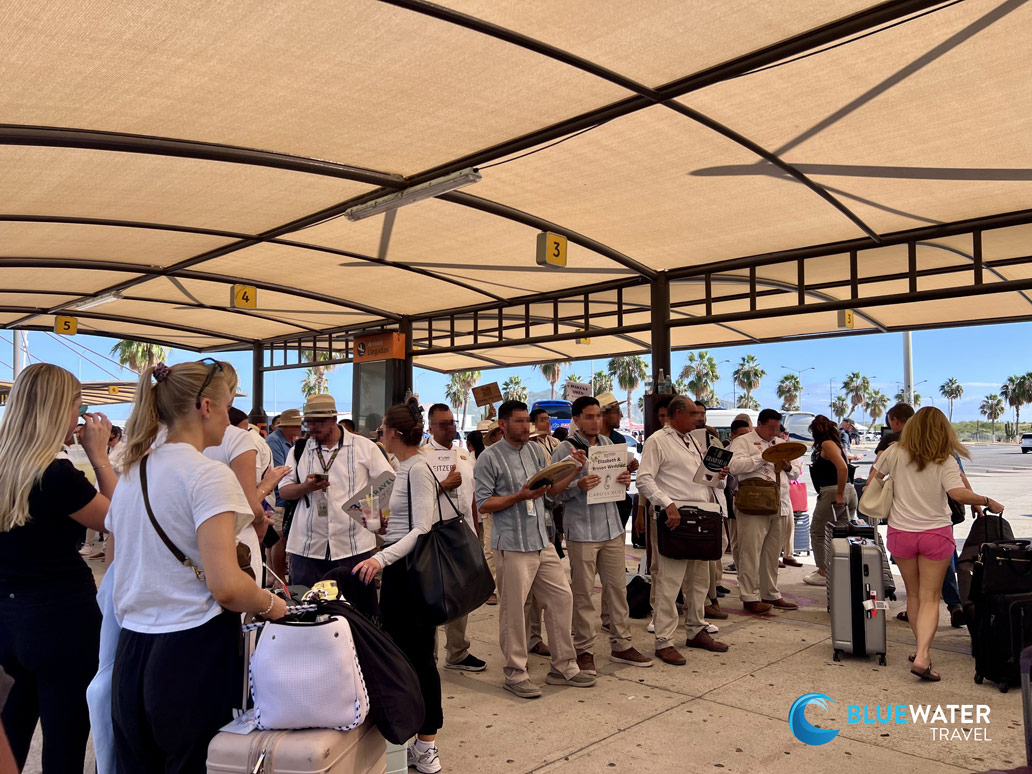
[789,693,993,744]
[789,693,841,746]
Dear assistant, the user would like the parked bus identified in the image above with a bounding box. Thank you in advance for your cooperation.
[530,399,573,432]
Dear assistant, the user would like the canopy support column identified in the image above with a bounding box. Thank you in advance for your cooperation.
[902,331,914,407]
[251,342,265,418]
[399,317,413,404]
[651,273,672,393]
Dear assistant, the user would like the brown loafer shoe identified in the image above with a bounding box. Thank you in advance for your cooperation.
[685,630,729,652]
[576,651,596,675]
[783,557,803,567]
[778,560,786,568]
[655,646,686,666]
[704,603,729,620]
[762,598,799,610]
[486,593,498,606]
[529,642,551,657]
[610,647,653,667]
[743,601,774,615]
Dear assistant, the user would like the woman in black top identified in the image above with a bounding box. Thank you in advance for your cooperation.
[0,364,116,773]
[804,415,855,587]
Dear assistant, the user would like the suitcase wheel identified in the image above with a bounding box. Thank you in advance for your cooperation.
[974,673,984,685]
[999,683,1010,694]
[833,649,841,662]
[878,654,886,666]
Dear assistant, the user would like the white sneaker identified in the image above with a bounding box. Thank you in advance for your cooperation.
[705,622,719,634]
[408,741,442,774]
[804,571,827,586]
[78,543,95,556]
[647,619,655,633]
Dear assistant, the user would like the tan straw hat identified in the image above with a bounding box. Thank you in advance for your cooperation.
[595,391,619,409]
[277,408,303,427]
[303,394,338,418]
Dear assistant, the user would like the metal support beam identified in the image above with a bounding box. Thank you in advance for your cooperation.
[651,274,671,393]
[400,317,414,398]
[251,343,265,417]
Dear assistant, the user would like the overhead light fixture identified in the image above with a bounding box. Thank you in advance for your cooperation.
[344,168,482,222]
[69,291,123,311]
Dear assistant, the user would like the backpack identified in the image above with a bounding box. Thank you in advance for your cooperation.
[280,439,308,541]
[311,589,426,744]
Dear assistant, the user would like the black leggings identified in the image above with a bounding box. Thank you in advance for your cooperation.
[0,585,100,774]
[112,610,241,774]
[380,561,442,736]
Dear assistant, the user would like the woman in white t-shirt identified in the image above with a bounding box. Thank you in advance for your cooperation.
[871,407,1003,682]
[106,359,287,773]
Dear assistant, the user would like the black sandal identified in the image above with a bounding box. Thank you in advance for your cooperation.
[908,653,916,663]
[910,664,941,682]
[896,611,909,622]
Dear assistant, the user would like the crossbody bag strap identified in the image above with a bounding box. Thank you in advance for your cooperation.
[140,455,205,580]
[432,460,464,521]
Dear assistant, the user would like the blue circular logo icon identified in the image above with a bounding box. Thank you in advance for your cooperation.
[789,692,840,746]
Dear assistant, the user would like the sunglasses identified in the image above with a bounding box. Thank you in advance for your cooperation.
[79,404,89,417]
[195,358,224,409]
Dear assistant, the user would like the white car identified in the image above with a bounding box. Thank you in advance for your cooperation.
[1020,433,1032,453]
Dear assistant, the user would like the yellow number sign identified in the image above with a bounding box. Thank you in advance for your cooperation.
[231,284,257,309]
[837,309,855,330]
[55,316,78,335]
[536,232,567,268]
[108,385,120,396]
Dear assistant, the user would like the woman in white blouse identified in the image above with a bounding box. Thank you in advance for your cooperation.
[871,407,1003,681]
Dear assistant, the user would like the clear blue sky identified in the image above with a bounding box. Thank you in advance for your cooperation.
[3,322,1028,424]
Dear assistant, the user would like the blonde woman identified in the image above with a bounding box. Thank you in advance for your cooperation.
[107,360,286,773]
[0,363,116,772]
[871,407,1003,681]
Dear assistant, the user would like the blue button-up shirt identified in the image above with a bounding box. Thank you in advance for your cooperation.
[552,430,623,543]
[474,438,550,553]
[266,429,292,508]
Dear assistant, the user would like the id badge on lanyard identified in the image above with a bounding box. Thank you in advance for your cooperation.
[526,497,537,518]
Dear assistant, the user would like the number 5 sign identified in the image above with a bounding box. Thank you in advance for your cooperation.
[536,231,567,268]
[54,316,78,335]
[231,284,257,309]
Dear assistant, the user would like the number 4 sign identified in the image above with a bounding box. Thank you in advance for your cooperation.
[231,284,258,309]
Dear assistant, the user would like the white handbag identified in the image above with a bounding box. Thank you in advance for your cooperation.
[859,445,898,522]
[250,614,370,731]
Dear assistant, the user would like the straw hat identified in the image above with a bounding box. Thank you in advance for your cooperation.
[278,408,303,427]
[303,394,338,418]
[595,391,619,409]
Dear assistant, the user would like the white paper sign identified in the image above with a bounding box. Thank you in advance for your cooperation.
[587,443,628,505]
[424,448,456,481]
[340,471,395,521]
[564,381,592,400]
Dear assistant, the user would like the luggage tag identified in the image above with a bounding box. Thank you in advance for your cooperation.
[221,708,257,734]
[862,598,889,613]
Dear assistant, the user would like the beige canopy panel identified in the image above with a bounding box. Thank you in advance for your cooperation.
[1,0,1031,374]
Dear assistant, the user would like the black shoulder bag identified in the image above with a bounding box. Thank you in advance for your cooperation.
[404,462,495,626]
[140,454,255,581]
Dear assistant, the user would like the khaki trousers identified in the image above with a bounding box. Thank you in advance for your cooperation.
[480,514,495,576]
[496,546,578,684]
[707,525,729,601]
[443,616,470,664]
[737,512,784,602]
[652,544,709,646]
[568,536,632,654]
[782,513,794,557]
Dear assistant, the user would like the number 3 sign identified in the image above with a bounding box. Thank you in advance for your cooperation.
[535,231,567,268]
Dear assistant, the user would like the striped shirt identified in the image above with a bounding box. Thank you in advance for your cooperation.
[474,438,550,553]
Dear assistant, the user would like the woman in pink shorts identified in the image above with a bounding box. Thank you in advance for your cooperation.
[871,407,1003,682]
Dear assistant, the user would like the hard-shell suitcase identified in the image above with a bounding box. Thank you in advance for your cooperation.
[968,591,1032,693]
[207,721,387,773]
[829,524,887,665]
[793,511,811,555]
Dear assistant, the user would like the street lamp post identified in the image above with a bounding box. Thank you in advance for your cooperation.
[780,365,814,410]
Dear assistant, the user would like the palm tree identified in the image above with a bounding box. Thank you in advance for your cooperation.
[502,375,528,403]
[110,340,170,374]
[736,395,761,410]
[1001,374,1029,432]
[893,389,922,407]
[299,349,342,397]
[776,374,803,411]
[562,374,585,400]
[446,370,481,430]
[939,378,964,421]
[592,370,613,395]
[535,361,570,400]
[867,389,889,427]
[680,351,721,403]
[674,377,691,397]
[841,372,871,419]
[980,393,1005,441]
[831,395,850,422]
[608,356,648,424]
[732,355,765,409]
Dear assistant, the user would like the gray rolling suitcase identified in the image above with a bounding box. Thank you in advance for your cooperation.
[829,523,887,665]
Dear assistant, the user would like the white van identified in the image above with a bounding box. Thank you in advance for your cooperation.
[705,408,759,444]
[783,411,817,443]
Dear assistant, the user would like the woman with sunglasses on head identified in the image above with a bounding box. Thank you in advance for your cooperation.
[0,363,116,773]
[352,398,445,774]
[106,360,286,773]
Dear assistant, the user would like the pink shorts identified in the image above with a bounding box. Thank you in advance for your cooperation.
[886,525,956,561]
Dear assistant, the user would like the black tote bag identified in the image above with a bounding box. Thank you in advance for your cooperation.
[404,464,496,626]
